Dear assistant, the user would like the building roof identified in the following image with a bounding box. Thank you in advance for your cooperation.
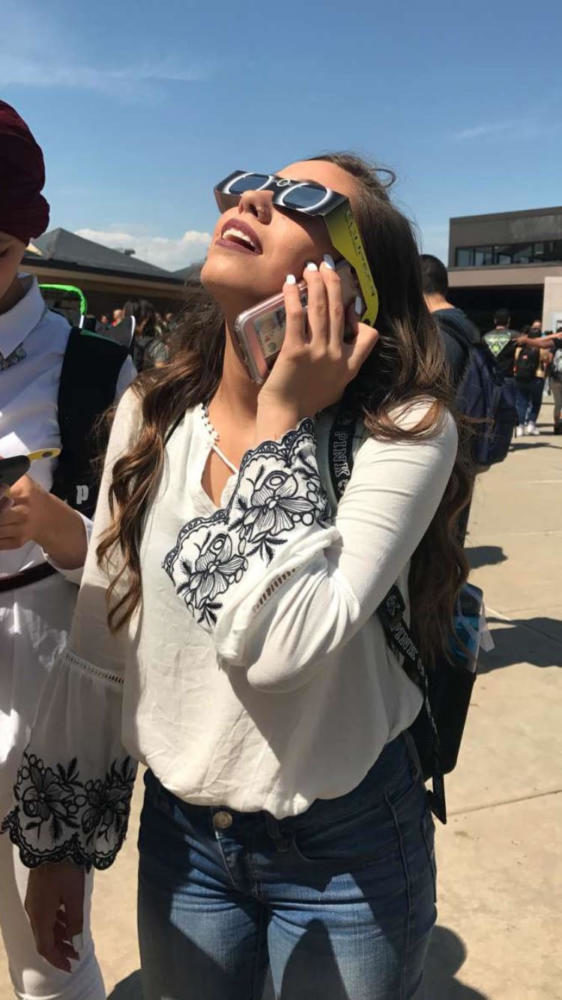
[173,262,203,282]
[28,228,181,282]
[451,205,562,224]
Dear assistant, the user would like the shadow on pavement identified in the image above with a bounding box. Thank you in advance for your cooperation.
[510,441,558,450]
[466,545,507,570]
[424,926,488,998]
[480,617,562,672]
[108,970,142,999]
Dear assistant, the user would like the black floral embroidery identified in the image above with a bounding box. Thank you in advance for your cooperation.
[164,419,332,627]
[176,531,247,626]
[232,469,320,560]
[1,751,135,871]
[19,756,83,841]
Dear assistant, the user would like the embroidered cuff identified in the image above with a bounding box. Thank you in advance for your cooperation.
[1,750,135,871]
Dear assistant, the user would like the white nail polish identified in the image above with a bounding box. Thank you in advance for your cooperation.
[323,254,336,269]
[305,262,318,271]
[285,274,297,285]
[355,296,364,316]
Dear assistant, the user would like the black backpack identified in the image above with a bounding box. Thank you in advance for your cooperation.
[514,345,539,383]
[51,326,130,519]
[328,408,482,824]
[440,320,518,467]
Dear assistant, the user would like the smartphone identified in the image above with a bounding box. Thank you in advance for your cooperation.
[0,456,31,489]
[233,260,360,384]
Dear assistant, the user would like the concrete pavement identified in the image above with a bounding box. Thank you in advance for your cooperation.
[1,403,560,999]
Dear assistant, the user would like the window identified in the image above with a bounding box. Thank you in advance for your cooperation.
[455,248,474,266]
[454,239,562,267]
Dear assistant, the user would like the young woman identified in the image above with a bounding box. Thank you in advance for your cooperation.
[5,154,469,999]
[0,101,134,999]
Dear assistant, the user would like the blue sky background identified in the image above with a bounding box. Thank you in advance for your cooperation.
[2,0,561,271]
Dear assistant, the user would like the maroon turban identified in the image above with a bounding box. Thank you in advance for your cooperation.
[0,101,50,244]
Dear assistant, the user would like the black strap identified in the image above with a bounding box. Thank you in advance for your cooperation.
[328,407,447,822]
[51,327,129,519]
[0,563,57,593]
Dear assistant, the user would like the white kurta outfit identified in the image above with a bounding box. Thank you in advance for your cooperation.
[0,276,134,1000]
[3,387,457,874]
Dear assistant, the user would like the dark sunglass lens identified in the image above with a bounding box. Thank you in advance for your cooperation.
[282,184,326,211]
[229,173,271,196]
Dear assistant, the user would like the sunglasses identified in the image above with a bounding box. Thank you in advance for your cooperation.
[214,170,379,325]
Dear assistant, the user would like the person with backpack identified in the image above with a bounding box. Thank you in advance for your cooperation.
[517,328,562,433]
[420,254,481,386]
[421,255,517,541]
[513,327,551,436]
[483,308,519,378]
[0,101,135,999]
[4,155,473,999]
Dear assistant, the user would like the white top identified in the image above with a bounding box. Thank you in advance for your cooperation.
[3,389,457,871]
[0,275,135,782]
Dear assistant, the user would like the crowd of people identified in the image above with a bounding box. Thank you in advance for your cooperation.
[88,302,179,371]
[0,99,559,1000]
[482,309,562,435]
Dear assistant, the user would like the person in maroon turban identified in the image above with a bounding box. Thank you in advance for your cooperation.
[0,101,50,311]
[0,101,110,1000]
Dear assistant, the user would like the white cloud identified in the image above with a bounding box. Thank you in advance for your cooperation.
[0,1,210,98]
[75,227,211,272]
[0,56,208,97]
[453,120,520,141]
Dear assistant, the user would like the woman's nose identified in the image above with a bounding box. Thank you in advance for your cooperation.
[238,189,273,223]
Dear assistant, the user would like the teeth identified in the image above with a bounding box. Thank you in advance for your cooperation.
[223,227,257,251]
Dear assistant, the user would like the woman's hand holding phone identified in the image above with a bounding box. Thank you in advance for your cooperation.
[255,256,379,442]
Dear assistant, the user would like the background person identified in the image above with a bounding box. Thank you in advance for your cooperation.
[518,328,562,433]
[513,328,550,436]
[420,253,480,385]
[483,308,519,378]
[6,154,469,1000]
[0,101,134,1000]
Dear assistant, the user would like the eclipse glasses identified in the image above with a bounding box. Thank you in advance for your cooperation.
[214,170,379,326]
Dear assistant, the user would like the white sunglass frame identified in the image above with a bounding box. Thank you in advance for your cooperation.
[219,171,336,216]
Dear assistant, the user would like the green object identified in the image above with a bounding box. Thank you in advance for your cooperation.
[39,284,88,325]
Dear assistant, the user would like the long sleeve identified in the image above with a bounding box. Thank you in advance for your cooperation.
[2,389,141,869]
[164,407,458,692]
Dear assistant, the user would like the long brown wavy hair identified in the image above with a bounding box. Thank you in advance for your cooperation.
[98,152,471,665]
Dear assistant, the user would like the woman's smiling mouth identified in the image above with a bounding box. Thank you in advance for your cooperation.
[217,219,263,255]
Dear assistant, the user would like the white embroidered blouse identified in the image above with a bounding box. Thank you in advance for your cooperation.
[3,389,458,869]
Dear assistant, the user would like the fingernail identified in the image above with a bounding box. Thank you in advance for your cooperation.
[323,254,336,270]
[355,296,364,316]
[305,262,318,271]
[285,274,297,285]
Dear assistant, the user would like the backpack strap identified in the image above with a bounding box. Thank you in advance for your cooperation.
[328,406,446,822]
[51,327,129,519]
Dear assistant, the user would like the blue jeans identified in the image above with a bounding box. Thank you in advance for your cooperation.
[515,377,543,425]
[137,734,437,999]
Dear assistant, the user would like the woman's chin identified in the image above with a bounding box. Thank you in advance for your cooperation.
[201,254,270,306]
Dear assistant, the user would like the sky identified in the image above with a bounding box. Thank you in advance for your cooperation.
[2,0,562,272]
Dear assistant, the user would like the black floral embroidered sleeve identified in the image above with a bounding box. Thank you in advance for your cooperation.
[164,419,334,638]
[2,750,135,870]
